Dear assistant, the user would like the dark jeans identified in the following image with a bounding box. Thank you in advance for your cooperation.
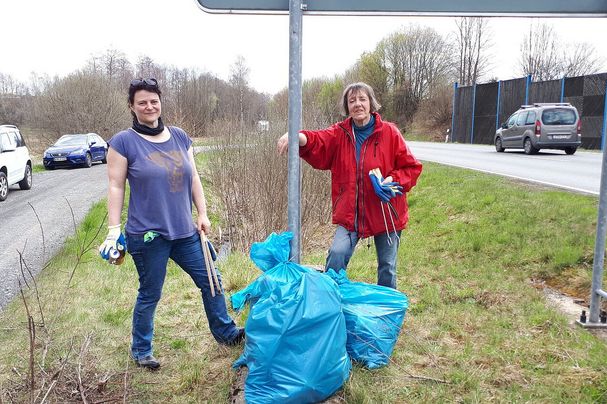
[126,232,239,360]
[325,225,402,289]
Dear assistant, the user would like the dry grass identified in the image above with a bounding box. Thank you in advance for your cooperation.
[206,124,332,253]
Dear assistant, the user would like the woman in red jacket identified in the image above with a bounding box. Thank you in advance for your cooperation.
[277,82,422,289]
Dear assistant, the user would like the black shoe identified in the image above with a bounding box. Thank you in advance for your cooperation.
[226,328,245,346]
[134,355,160,370]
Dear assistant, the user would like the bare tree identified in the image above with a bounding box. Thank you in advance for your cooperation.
[135,55,166,83]
[0,72,28,95]
[454,17,492,86]
[561,42,606,77]
[519,22,606,81]
[229,55,251,135]
[85,48,134,87]
[0,72,30,125]
[162,68,221,136]
[518,23,561,81]
[31,71,128,138]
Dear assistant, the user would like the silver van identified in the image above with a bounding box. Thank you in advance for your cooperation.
[0,125,32,201]
[494,103,581,155]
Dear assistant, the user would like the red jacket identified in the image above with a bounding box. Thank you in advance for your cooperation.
[300,113,422,238]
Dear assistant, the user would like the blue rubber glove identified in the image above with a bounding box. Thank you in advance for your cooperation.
[207,240,217,261]
[369,172,392,202]
[369,169,403,202]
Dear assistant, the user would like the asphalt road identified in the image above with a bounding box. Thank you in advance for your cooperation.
[408,142,602,196]
[0,163,107,310]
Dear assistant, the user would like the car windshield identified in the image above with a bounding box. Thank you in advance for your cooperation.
[55,136,87,146]
[541,109,576,125]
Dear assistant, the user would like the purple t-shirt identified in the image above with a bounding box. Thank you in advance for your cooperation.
[108,126,197,240]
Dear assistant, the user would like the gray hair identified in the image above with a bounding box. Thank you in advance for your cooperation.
[340,82,382,117]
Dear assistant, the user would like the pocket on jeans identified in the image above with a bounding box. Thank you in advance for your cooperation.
[125,233,145,256]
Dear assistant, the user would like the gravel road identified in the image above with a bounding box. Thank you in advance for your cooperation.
[0,163,107,310]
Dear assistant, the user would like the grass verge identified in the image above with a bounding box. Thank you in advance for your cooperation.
[1,162,606,402]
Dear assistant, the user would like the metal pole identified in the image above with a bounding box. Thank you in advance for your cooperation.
[496,80,502,131]
[601,80,607,151]
[450,82,458,143]
[525,74,532,104]
[588,80,607,323]
[589,136,607,323]
[470,82,476,144]
[560,76,566,103]
[287,0,303,263]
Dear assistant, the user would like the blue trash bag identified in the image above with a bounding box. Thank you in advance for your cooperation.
[232,232,351,404]
[325,269,408,369]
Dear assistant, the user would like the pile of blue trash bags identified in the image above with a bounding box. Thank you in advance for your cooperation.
[231,232,409,403]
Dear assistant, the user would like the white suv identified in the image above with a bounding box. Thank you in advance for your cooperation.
[0,125,32,201]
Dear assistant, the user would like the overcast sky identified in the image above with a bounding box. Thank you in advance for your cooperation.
[1,0,606,94]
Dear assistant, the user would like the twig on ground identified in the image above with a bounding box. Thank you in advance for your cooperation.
[18,278,36,396]
[405,374,450,384]
[77,334,93,404]
[39,337,74,404]
[123,351,130,404]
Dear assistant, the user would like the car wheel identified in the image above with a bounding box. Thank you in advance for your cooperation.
[101,149,107,164]
[524,138,538,155]
[0,172,8,201]
[565,147,577,155]
[495,137,505,152]
[19,164,32,190]
[84,153,92,168]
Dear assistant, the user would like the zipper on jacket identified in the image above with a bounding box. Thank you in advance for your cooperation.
[338,124,359,232]
[358,140,372,236]
[374,141,378,157]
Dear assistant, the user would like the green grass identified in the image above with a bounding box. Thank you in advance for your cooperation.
[1,162,606,403]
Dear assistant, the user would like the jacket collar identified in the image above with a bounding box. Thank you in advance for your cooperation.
[337,112,383,140]
[339,112,383,137]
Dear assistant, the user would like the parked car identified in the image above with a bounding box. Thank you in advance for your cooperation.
[43,133,107,169]
[494,103,582,155]
[0,125,33,201]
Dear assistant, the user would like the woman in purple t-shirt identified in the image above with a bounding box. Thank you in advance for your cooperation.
[99,78,244,370]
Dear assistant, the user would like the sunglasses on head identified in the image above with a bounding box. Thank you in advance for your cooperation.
[130,78,158,87]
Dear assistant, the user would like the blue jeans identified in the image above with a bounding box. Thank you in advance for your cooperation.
[325,225,402,289]
[126,232,240,360]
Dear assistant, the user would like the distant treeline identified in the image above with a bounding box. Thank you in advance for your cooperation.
[1,21,603,143]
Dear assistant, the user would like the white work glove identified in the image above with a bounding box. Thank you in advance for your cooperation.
[99,224,122,260]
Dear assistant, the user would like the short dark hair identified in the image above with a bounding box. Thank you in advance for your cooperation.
[340,82,381,117]
[128,78,162,106]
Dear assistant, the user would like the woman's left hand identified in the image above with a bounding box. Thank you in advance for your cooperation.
[197,215,212,235]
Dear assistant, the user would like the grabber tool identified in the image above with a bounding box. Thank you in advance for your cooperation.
[201,231,222,297]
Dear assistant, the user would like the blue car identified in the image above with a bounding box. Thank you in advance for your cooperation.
[43,133,108,169]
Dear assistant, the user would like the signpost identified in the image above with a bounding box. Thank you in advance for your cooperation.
[195,1,607,328]
[196,0,607,16]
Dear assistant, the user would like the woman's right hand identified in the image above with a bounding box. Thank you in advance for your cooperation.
[277,132,289,154]
[277,132,307,155]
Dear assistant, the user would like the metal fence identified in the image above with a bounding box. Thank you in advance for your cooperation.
[452,73,607,150]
